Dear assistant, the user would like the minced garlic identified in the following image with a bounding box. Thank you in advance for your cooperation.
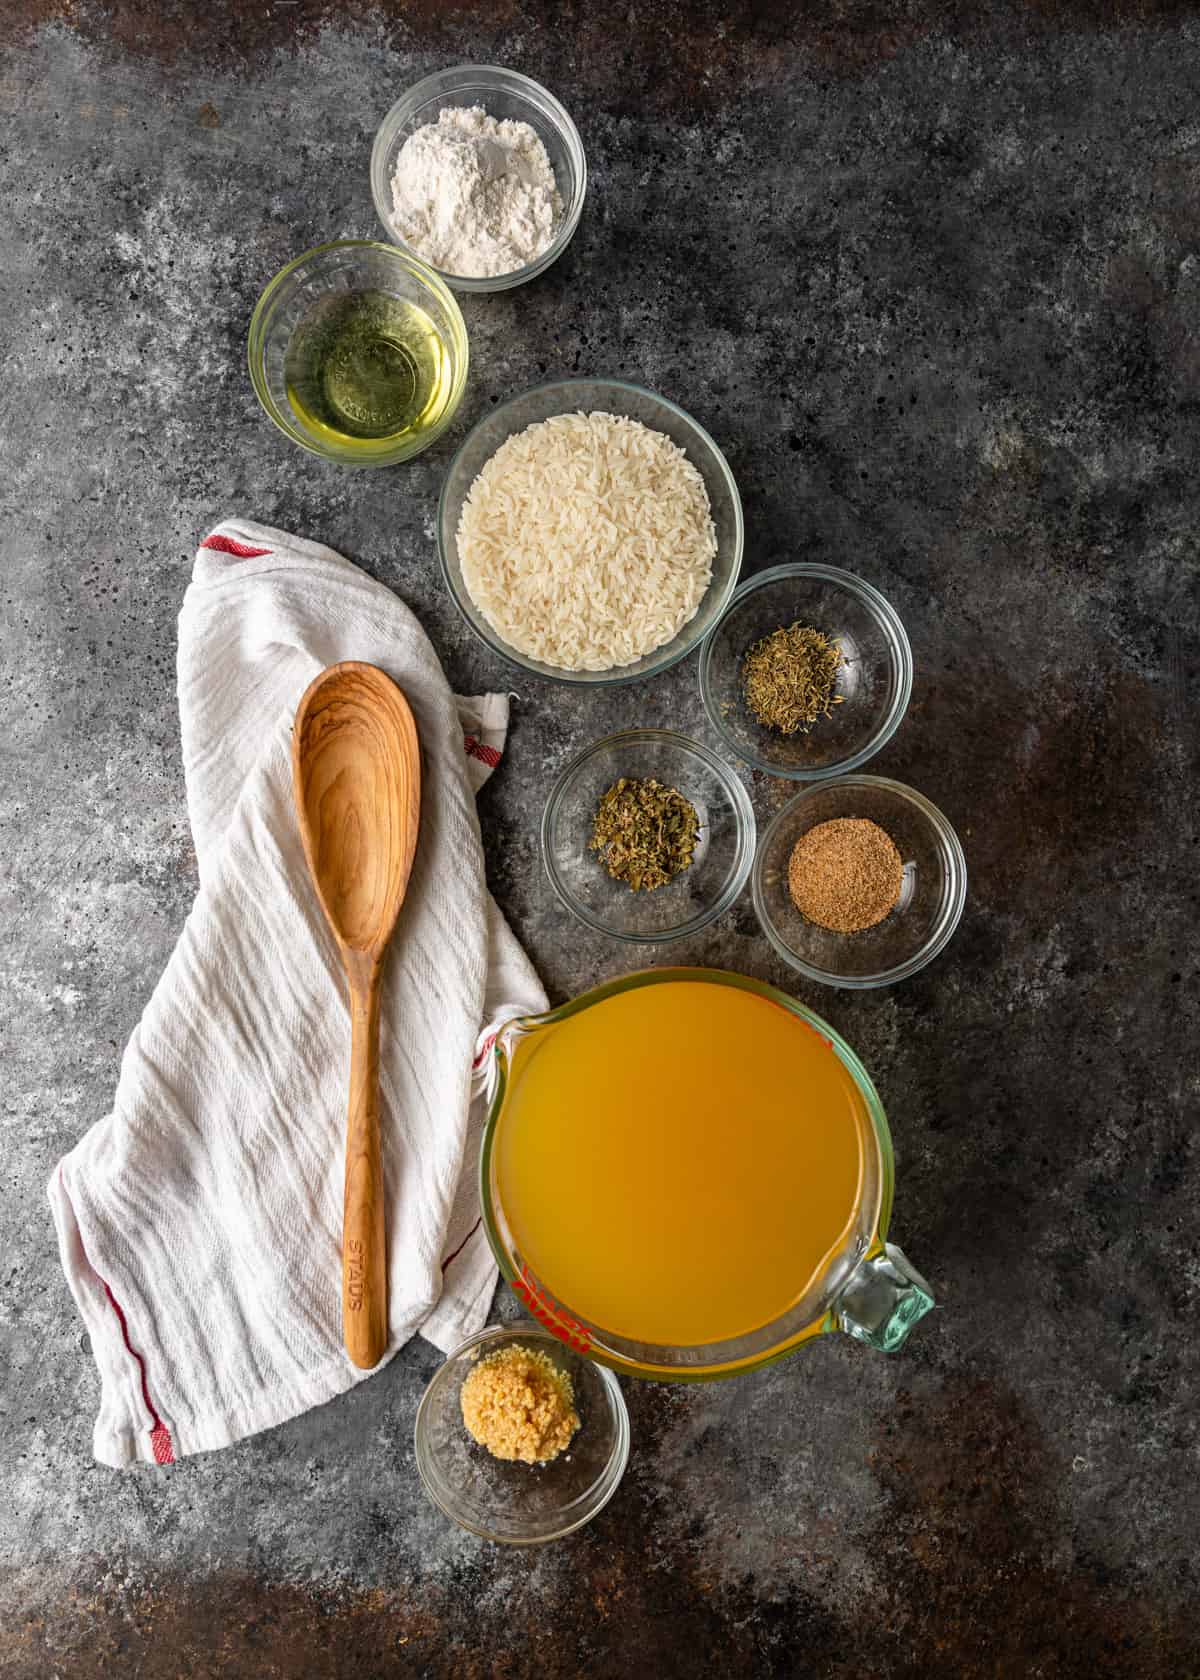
[460,1343,580,1464]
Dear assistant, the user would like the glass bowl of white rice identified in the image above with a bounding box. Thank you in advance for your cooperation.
[437,379,744,685]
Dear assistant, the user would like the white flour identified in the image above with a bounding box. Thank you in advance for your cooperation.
[389,105,562,279]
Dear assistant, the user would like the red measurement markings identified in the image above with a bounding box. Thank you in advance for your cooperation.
[511,1263,591,1353]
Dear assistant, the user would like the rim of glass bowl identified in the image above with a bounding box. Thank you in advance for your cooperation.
[698,561,913,779]
[437,378,744,685]
[246,239,469,467]
[413,1323,631,1544]
[370,65,588,293]
[541,728,757,942]
[751,773,968,988]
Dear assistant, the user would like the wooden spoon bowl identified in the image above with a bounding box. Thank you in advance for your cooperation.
[293,662,420,1370]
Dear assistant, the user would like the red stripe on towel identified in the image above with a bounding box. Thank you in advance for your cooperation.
[61,1171,176,1465]
[98,1281,177,1465]
[472,1031,498,1071]
[200,533,273,557]
[441,1218,482,1273]
[464,733,502,768]
[149,1423,175,1464]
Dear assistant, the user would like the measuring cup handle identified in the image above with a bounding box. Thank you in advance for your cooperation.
[833,1244,935,1352]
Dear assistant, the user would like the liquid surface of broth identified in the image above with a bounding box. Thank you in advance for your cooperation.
[494,980,873,1347]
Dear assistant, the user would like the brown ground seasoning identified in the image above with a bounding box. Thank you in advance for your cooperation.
[787,817,903,933]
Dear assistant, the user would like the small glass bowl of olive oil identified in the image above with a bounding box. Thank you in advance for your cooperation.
[248,240,468,467]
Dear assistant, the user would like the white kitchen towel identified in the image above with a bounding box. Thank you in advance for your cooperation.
[48,520,547,1468]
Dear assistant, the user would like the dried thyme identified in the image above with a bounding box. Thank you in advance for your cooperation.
[589,777,700,892]
[742,622,842,734]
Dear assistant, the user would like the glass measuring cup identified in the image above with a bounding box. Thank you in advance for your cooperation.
[479,968,933,1381]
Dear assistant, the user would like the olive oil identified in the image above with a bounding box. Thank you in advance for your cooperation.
[284,289,454,452]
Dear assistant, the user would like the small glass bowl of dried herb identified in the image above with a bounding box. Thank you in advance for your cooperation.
[699,563,912,781]
[588,776,701,893]
[415,1323,629,1545]
[541,729,755,942]
[751,774,967,988]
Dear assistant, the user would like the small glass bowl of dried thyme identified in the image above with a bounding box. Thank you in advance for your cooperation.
[698,563,912,781]
[752,775,967,987]
[541,730,755,942]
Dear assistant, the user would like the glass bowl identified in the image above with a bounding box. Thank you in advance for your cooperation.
[370,66,586,292]
[439,379,744,685]
[542,730,756,942]
[699,563,912,779]
[752,775,967,988]
[414,1324,630,1544]
[247,240,468,467]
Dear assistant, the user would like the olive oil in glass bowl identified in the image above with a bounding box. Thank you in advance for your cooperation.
[248,241,468,466]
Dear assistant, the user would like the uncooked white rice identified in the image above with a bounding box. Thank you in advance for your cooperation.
[456,411,717,672]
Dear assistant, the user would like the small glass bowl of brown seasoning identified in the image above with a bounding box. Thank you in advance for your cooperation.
[414,1324,630,1544]
[698,563,912,780]
[752,775,967,987]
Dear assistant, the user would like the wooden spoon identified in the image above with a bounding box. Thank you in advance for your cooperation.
[292,661,420,1370]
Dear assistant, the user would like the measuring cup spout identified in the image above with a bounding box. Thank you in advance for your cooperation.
[833,1244,934,1352]
[479,1012,546,1108]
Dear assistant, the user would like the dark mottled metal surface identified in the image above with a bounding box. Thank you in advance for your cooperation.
[2,1,1198,1674]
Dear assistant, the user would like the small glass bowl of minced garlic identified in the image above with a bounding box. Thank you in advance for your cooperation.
[414,1324,630,1544]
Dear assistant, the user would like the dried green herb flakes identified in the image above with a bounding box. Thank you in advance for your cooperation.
[589,777,700,892]
[742,622,842,734]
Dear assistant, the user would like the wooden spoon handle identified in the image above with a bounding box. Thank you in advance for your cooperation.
[343,975,387,1369]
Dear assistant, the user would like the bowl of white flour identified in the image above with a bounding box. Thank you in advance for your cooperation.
[371,65,587,292]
